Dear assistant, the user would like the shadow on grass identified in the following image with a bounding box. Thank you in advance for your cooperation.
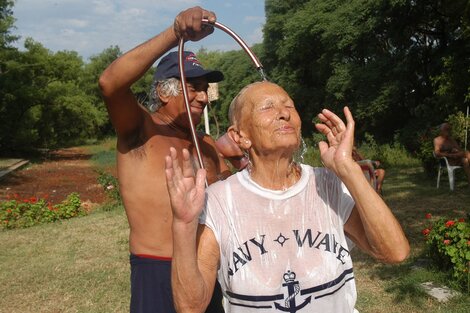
[374,262,428,306]
[382,166,469,246]
[385,166,469,196]
[362,255,469,310]
[352,165,470,309]
[353,250,429,307]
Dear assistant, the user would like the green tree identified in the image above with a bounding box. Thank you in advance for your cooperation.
[0,0,16,49]
[0,38,107,152]
[0,0,19,151]
[83,45,156,136]
[81,46,123,136]
[0,1,129,152]
[263,0,470,145]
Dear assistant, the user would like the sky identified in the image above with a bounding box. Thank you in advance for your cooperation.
[11,0,266,61]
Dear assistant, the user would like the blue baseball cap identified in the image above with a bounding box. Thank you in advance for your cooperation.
[153,51,224,82]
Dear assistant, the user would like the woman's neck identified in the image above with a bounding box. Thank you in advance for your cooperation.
[248,156,301,190]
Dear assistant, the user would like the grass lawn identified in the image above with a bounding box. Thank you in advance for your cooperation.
[353,165,470,313]
[0,208,130,312]
[0,142,469,312]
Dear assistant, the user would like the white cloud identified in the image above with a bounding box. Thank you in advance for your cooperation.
[11,0,263,60]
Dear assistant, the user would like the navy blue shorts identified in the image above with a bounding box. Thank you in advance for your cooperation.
[130,254,224,313]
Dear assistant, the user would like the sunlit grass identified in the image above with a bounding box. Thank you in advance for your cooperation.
[0,209,130,312]
[353,164,470,312]
[83,137,117,170]
[0,141,469,312]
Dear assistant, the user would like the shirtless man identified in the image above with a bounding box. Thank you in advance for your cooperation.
[352,146,386,194]
[99,7,229,313]
[433,122,470,185]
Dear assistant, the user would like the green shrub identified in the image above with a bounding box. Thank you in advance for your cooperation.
[302,136,323,167]
[447,111,470,147]
[54,193,84,219]
[422,212,470,292]
[96,170,121,204]
[415,127,439,178]
[303,134,420,168]
[0,193,86,230]
[356,133,419,168]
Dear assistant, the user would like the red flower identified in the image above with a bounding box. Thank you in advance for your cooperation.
[425,213,432,219]
[6,209,11,213]
[458,218,465,223]
[443,239,451,245]
[422,228,431,236]
[29,197,37,203]
[445,220,455,228]
[467,240,470,246]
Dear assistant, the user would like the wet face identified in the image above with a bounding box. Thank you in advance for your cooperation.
[167,77,209,128]
[238,82,301,156]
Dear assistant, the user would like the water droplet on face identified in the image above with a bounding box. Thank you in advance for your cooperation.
[293,137,307,164]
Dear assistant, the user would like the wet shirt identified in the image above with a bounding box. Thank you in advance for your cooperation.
[200,164,356,313]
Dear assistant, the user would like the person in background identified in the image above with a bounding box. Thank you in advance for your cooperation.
[99,6,228,313]
[433,122,470,186]
[352,146,386,194]
[166,81,409,312]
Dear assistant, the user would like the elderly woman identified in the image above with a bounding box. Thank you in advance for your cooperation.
[165,81,409,312]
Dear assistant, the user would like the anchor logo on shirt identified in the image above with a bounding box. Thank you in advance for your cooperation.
[274,271,311,312]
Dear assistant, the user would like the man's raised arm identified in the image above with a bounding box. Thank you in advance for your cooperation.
[98,6,216,138]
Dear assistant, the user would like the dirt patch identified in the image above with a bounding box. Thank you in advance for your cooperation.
[0,147,110,205]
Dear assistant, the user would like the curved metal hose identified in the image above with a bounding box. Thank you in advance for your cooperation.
[178,19,266,175]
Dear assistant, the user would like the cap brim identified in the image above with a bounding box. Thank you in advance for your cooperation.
[182,68,224,83]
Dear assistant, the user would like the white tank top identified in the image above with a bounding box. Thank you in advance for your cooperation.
[201,164,357,312]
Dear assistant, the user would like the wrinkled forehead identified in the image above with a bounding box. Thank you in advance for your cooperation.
[243,82,290,110]
[230,82,292,127]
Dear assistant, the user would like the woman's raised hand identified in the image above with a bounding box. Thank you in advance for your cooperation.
[165,147,206,224]
[315,107,357,177]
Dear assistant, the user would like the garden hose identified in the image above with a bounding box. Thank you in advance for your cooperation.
[178,19,267,184]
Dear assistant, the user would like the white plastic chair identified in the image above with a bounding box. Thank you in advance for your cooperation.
[433,152,462,191]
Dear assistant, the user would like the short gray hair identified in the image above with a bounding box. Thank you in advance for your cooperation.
[228,81,264,126]
[148,78,181,112]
